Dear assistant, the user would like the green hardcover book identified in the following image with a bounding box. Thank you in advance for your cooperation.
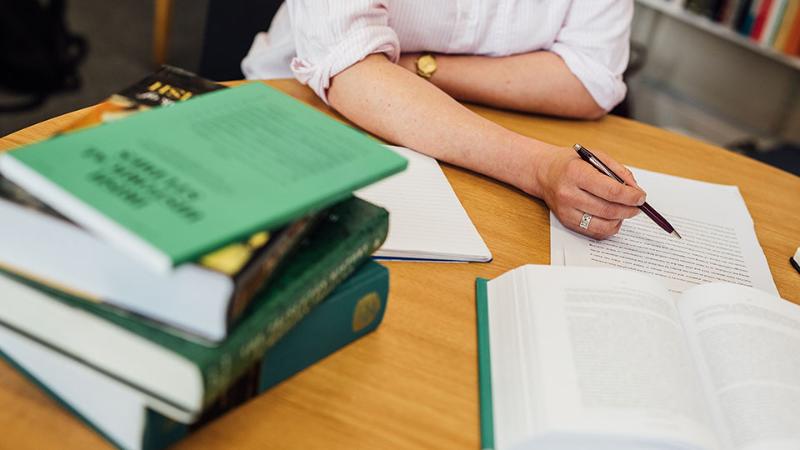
[0,82,406,272]
[0,197,388,423]
[0,261,389,450]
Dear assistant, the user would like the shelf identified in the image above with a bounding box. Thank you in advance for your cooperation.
[636,0,800,71]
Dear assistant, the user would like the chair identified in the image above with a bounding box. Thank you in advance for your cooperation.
[197,0,283,81]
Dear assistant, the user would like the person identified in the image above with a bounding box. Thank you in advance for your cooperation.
[242,0,646,239]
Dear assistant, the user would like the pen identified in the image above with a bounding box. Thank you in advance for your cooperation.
[573,144,682,239]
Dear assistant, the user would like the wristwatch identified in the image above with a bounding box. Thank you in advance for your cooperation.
[415,54,437,79]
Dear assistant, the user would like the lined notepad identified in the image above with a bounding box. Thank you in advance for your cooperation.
[355,146,491,262]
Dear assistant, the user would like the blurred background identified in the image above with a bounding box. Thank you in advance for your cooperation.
[0,0,798,175]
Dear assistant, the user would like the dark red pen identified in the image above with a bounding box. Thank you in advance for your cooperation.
[573,144,682,239]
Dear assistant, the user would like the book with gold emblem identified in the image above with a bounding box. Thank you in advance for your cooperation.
[0,261,388,450]
[0,197,389,425]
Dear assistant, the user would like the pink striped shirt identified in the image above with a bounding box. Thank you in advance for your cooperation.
[242,1,633,111]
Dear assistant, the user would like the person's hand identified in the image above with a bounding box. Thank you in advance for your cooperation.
[532,146,645,239]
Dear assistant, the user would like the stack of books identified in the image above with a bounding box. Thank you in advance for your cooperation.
[0,67,407,450]
[682,0,800,54]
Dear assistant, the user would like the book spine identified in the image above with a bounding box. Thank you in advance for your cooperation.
[762,0,789,43]
[734,0,755,31]
[741,0,763,34]
[785,5,800,52]
[226,213,320,324]
[1,262,389,450]
[752,0,774,38]
[140,261,390,450]
[201,214,389,405]
[256,262,389,392]
[475,278,495,450]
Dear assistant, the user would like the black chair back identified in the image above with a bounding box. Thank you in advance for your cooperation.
[198,0,283,81]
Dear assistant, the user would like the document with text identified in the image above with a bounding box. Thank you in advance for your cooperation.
[550,168,777,296]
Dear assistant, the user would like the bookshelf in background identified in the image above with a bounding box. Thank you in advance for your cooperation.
[636,0,800,71]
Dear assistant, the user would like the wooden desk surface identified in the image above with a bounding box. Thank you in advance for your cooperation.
[1,79,798,449]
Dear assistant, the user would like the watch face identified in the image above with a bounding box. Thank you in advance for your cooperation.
[418,55,436,74]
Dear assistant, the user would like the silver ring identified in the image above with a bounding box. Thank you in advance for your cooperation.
[579,213,592,230]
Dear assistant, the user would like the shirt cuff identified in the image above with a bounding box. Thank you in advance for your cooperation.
[290,27,400,104]
[549,42,627,112]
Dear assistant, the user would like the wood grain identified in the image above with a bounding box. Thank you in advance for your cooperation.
[1,79,798,450]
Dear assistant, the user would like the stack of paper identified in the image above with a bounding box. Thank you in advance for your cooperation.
[356,145,492,262]
[550,168,778,295]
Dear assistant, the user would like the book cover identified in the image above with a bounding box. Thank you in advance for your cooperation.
[0,82,407,272]
[0,261,389,450]
[58,65,224,134]
[0,67,321,342]
[2,197,389,413]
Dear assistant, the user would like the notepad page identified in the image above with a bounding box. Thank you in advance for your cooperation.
[553,168,777,296]
[355,146,491,262]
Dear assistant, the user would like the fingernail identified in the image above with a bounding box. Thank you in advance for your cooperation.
[637,194,646,206]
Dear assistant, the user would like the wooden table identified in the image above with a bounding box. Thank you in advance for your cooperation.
[1,79,798,449]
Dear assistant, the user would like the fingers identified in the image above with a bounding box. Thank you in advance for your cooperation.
[590,148,641,188]
[574,162,646,207]
[574,188,640,220]
[557,207,622,240]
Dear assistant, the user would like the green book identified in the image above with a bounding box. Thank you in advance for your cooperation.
[0,82,406,272]
[0,261,389,450]
[0,197,388,423]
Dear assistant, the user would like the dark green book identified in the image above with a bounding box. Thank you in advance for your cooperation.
[0,82,406,272]
[0,197,388,423]
[0,261,389,450]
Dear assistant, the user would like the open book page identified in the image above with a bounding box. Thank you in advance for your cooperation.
[354,145,491,262]
[679,284,800,450]
[486,266,719,450]
[552,169,776,296]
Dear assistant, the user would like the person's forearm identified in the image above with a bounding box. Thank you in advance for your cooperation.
[328,54,558,197]
[398,52,605,119]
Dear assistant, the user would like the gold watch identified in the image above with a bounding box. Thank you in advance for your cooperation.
[415,54,437,79]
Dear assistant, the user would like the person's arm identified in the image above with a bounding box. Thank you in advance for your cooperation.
[397,0,633,119]
[397,52,606,119]
[328,54,645,239]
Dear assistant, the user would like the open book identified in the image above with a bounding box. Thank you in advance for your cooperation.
[477,265,800,450]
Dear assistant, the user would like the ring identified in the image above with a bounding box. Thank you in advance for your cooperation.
[579,213,592,230]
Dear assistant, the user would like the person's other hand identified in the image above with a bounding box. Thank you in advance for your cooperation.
[533,146,645,239]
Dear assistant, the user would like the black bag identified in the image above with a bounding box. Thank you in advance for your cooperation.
[0,0,87,112]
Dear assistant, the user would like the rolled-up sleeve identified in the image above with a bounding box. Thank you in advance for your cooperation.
[287,0,400,104]
[548,0,633,112]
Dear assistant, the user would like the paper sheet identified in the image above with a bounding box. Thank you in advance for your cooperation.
[355,145,491,262]
[550,168,777,295]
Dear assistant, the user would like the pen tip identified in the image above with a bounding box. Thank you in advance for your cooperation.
[671,230,682,240]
